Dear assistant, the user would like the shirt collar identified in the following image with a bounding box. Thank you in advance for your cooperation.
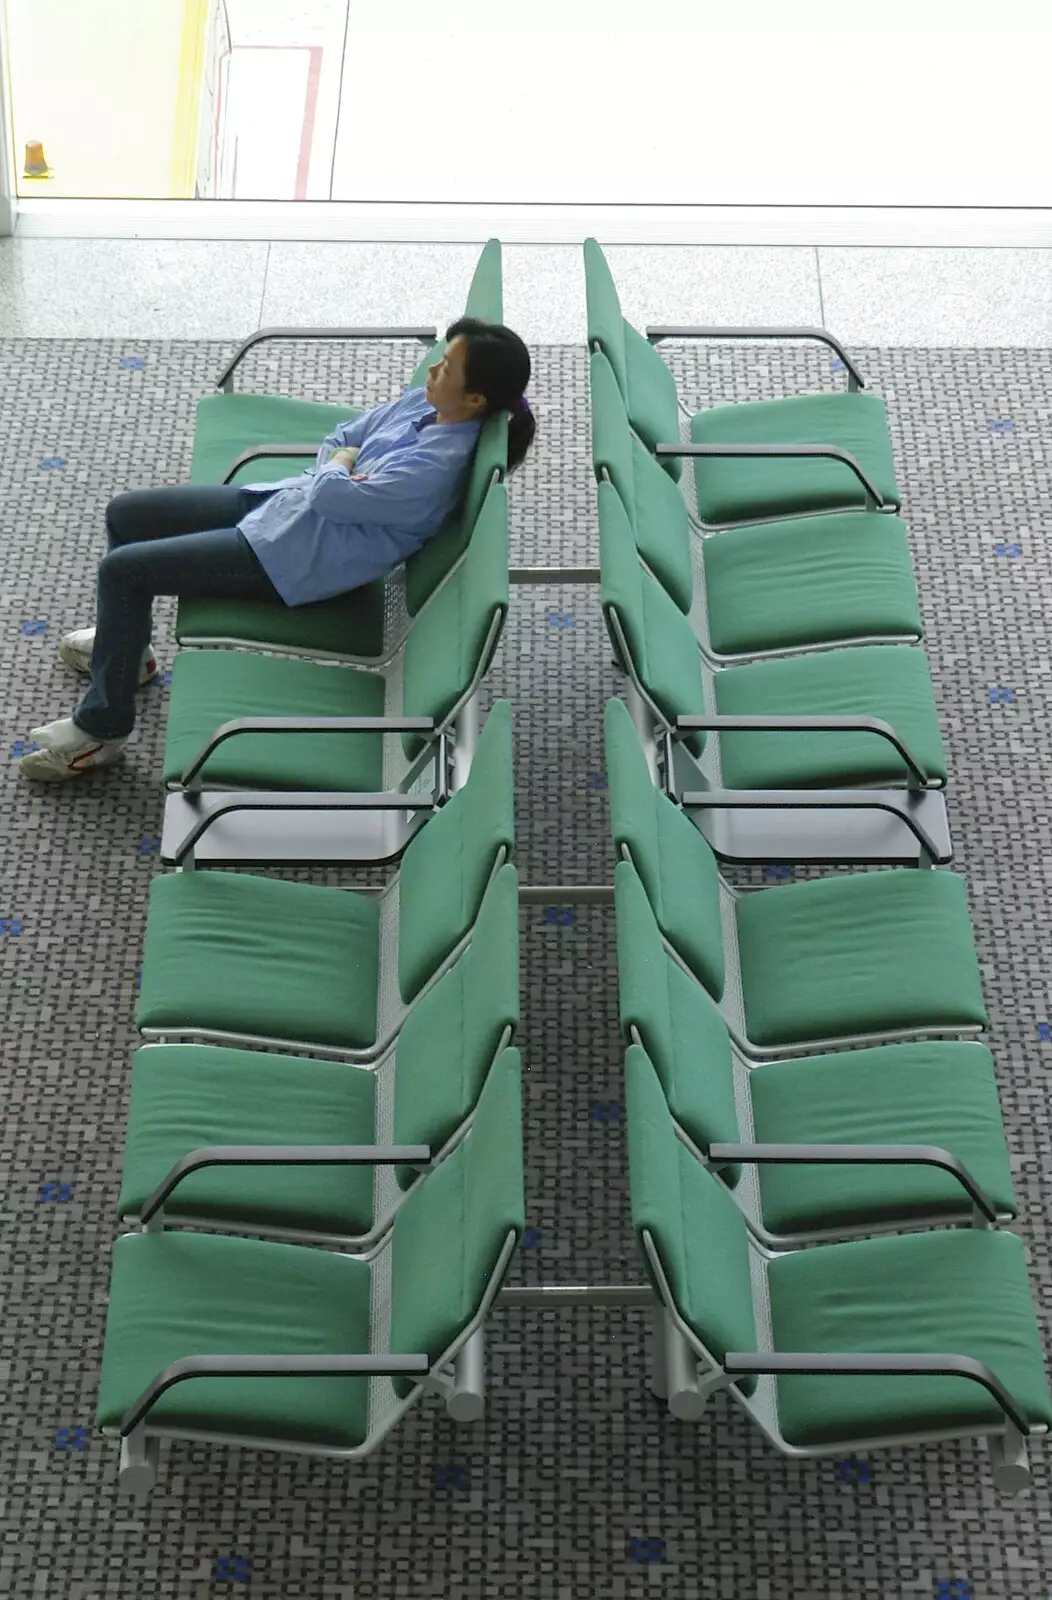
[413,406,482,434]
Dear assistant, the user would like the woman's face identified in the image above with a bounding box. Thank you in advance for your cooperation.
[426,335,486,418]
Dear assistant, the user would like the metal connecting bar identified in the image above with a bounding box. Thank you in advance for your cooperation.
[499,1285,656,1308]
[508,567,601,585]
[518,885,615,906]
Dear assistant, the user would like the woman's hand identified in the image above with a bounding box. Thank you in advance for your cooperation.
[329,447,359,470]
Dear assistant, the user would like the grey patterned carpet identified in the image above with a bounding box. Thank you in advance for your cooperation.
[2,335,1052,1599]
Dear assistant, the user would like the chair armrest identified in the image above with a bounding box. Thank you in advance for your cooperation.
[674,715,928,790]
[121,1351,431,1436]
[181,715,436,788]
[221,443,320,485]
[655,441,884,510]
[722,1351,1031,1436]
[168,789,438,865]
[680,788,945,858]
[139,1142,432,1225]
[707,1142,998,1222]
[217,325,438,392]
[644,325,864,390]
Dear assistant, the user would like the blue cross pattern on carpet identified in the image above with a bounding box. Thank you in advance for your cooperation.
[39,1182,74,1202]
[628,1537,664,1562]
[214,1555,250,1582]
[54,1426,90,1451]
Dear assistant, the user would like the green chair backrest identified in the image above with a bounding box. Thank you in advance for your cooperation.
[406,238,504,390]
[389,1045,525,1394]
[397,699,516,1004]
[615,860,740,1179]
[589,349,693,613]
[402,480,509,753]
[405,410,509,616]
[583,237,682,482]
[393,862,520,1181]
[599,481,705,751]
[626,1043,757,1370]
[605,697,725,1000]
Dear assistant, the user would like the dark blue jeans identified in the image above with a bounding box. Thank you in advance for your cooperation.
[73,484,282,741]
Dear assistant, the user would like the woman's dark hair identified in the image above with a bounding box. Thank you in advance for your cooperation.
[445,316,535,473]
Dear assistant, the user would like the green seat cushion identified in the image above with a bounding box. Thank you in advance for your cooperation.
[405,411,508,615]
[749,1040,1015,1233]
[614,859,740,1178]
[625,1045,756,1389]
[599,484,705,757]
[735,869,988,1048]
[691,391,900,524]
[96,1231,373,1446]
[768,1228,1052,1445]
[118,1044,379,1235]
[714,644,946,789]
[137,870,380,1050]
[393,863,520,1174]
[396,700,515,1004]
[703,513,923,655]
[605,700,725,1000]
[175,585,386,663]
[162,649,386,792]
[401,481,509,758]
[624,322,683,480]
[191,392,358,486]
[389,1047,525,1397]
[589,350,693,613]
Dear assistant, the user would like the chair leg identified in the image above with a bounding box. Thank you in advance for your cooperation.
[989,1426,1032,1495]
[661,1311,709,1421]
[446,1327,486,1422]
[119,1427,159,1496]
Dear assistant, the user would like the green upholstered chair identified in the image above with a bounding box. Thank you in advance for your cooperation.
[615,859,1015,1244]
[161,478,508,801]
[600,486,946,794]
[605,697,986,1056]
[138,701,514,1064]
[97,1046,524,1496]
[589,347,924,663]
[584,237,902,526]
[176,239,505,666]
[626,1045,1050,1493]
[119,862,519,1246]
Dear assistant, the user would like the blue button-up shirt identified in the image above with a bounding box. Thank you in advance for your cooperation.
[238,386,481,606]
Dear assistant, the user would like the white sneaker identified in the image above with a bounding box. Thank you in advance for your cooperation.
[59,625,159,688]
[18,717,129,782]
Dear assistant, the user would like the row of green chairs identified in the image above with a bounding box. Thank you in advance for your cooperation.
[159,241,509,868]
[585,239,950,867]
[95,244,526,1494]
[96,705,525,1492]
[607,697,1050,1488]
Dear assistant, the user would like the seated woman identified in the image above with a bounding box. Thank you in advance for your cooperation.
[19,317,534,783]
